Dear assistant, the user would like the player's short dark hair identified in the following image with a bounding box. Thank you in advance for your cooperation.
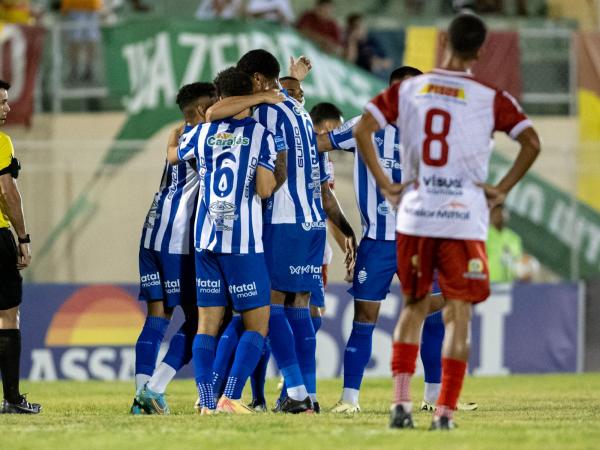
[237,49,280,80]
[448,13,487,59]
[0,79,11,91]
[279,76,297,83]
[176,82,215,110]
[213,67,254,98]
[310,102,343,125]
[389,66,423,85]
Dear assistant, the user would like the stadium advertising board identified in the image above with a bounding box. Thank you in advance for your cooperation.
[20,283,582,381]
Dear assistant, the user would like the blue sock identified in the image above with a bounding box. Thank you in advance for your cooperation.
[223,331,265,400]
[421,311,445,384]
[343,321,376,390]
[192,334,216,409]
[268,304,306,400]
[251,340,270,403]
[311,315,322,334]
[285,306,317,401]
[135,316,170,379]
[212,316,244,398]
[162,319,195,371]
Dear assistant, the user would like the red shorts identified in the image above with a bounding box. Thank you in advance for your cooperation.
[396,233,490,303]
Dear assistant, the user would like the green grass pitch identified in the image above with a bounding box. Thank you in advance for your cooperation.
[2,374,599,449]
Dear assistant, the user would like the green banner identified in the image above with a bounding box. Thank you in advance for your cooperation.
[489,153,600,280]
[103,18,386,151]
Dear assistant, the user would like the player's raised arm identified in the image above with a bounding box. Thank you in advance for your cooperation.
[205,89,284,122]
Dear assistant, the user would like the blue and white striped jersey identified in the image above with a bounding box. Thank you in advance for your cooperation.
[328,117,401,241]
[254,93,330,225]
[141,125,199,255]
[178,116,278,254]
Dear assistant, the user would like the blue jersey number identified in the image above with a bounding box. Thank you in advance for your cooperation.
[214,152,236,197]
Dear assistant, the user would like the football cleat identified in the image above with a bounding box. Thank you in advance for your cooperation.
[217,396,254,414]
[420,400,435,412]
[457,401,478,411]
[130,398,146,415]
[389,404,414,429]
[429,415,456,430]
[1,396,41,414]
[312,401,321,414]
[331,400,361,414]
[248,399,267,412]
[136,384,170,415]
[278,396,313,414]
[194,398,201,414]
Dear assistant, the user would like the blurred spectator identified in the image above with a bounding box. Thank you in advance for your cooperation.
[61,0,102,83]
[344,13,391,74]
[296,0,342,55]
[246,0,294,24]
[195,0,244,18]
[0,0,34,24]
[487,203,539,282]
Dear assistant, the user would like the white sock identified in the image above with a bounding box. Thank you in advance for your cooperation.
[309,393,317,403]
[135,374,151,391]
[342,388,360,405]
[147,363,177,394]
[424,382,441,404]
[287,385,309,401]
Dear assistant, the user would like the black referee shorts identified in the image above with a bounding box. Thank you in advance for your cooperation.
[0,228,22,310]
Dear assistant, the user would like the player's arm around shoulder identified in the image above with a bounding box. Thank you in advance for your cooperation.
[204,90,285,122]
[166,124,185,165]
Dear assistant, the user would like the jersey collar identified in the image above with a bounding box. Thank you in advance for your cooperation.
[431,68,473,77]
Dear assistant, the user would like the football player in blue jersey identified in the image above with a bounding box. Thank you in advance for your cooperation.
[168,67,281,414]
[132,82,217,415]
[206,50,357,413]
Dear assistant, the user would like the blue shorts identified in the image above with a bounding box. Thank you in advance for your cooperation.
[263,223,326,294]
[310,281,326,308]
[138,246,195,307]
[349,238,442,301]
[195,250,270,312]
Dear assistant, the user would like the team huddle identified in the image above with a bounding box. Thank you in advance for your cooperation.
[130,14,540,430]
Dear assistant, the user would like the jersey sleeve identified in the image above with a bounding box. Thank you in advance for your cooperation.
[365,81,401,129]
[494,90,533,139]
[319,152,331,184]
[327,115,361,152]
[0,134,14,171]
[254,104,288,152]
[177,125,198,162]
[258,132,277,172]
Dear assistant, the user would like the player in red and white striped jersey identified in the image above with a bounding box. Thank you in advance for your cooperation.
[353,14,541,430]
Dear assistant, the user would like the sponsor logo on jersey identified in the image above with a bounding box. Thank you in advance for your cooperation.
[140,272,161,287]
[302,220,326,231]
[422,175,463,195]
[418,83,466,100]
[289,265,322,276]
[404,206,471,221]
[357,269,368,284]
[207,132,250,147]
[379,158,401,170]
[209,201,238,230]
[163,279,181,294]
[464,258,487,280]
[196,279,221,293]
[377,201,394,216]
[228,282,258,298]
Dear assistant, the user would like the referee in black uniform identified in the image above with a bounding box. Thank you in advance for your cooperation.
[0,79,40,414]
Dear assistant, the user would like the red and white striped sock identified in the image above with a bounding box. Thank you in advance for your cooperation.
[391,342,419,409]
